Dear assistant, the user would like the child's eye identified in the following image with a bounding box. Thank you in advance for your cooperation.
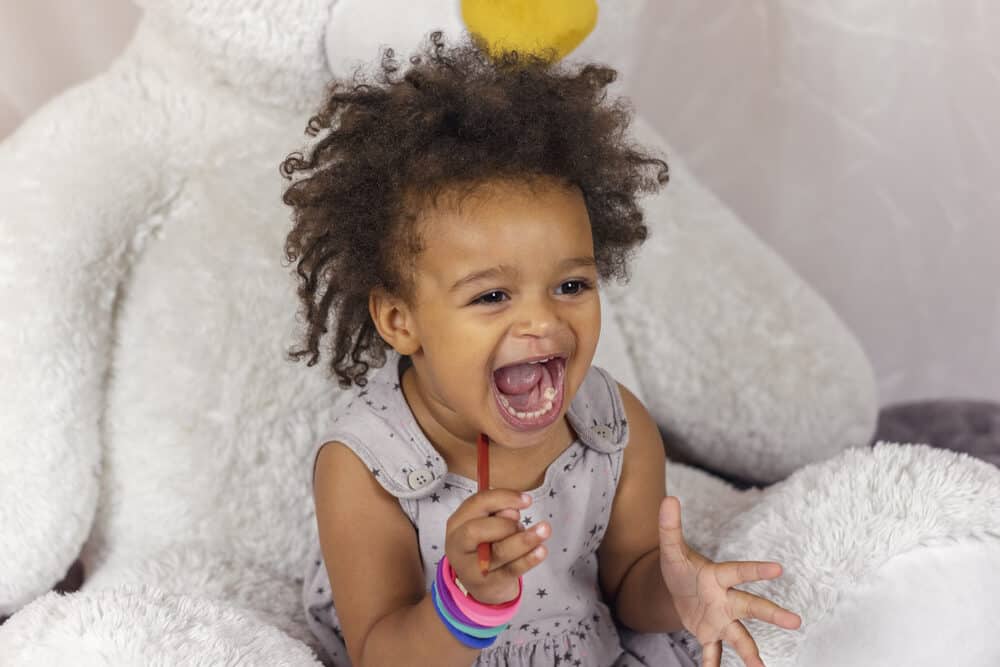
[555,279,593,296]
[472,290,509,305]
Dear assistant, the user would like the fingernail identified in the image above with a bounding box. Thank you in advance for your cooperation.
[533,523,549,538]
[521,493,532,505]
[533,546,546,559]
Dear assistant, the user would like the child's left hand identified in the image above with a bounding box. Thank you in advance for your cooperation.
[658,496,802,667]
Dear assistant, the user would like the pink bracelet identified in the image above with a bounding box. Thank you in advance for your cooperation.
[440,556,522,626]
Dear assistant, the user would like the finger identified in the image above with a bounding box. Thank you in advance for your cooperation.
[493,507,523,524]
[453,516,524,552]
[658,496,689,565]
[713,560,784,589]
[730,590,802,630]
[496,542,548,579]
[721,620,765,667]
[489,521,550,568]
[700,640,721,667]
[451,489,532,523]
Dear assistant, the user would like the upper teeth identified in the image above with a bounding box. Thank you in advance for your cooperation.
[529,357,553,364]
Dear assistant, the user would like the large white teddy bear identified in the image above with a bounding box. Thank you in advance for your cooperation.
[1,1,999,665]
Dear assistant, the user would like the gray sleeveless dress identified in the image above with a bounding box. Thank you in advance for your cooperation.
[303,350,702,666]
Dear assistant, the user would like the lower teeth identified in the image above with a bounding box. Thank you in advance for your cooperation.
[507,400,554,420]
[496,381,559,421]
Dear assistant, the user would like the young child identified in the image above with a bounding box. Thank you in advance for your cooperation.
[283,33,802,667]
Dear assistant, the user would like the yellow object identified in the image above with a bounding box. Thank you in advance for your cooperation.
[461,0,598,62]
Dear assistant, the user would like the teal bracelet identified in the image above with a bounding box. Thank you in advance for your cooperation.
[432,582,509,639]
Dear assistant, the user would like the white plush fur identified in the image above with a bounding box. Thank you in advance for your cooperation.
[666,446,1000,665]
[1,1,998,665]
[0,587,322,665]
[605,115,879,483]
[707,443,1000,666]
[797,539,1000,667]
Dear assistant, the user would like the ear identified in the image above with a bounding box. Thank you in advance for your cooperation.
[369,288,421,356]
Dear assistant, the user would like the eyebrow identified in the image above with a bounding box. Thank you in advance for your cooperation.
[448,256,597,293]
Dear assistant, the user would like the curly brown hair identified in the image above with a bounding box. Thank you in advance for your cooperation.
[281,32,668,388]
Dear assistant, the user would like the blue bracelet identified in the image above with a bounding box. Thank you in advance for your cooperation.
[431,580,498,649]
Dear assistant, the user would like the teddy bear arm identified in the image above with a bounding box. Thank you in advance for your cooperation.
[0,67,181,616]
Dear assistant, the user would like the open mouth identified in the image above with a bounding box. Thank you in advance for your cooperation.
[490,355,567,431]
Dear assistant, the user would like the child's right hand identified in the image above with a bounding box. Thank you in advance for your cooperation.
[445,489,550,605]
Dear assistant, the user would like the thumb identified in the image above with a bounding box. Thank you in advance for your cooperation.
[658,496,689,564]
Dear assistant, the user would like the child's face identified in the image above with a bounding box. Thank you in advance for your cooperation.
[402,178,601,449]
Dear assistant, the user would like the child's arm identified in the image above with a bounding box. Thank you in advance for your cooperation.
[597,384,686,633]
[599,386,802,663]
[314,442,545,665]
[314,443,481,666]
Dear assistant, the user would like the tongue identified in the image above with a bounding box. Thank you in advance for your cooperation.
[493,363,542,395]
[493,361,557,413]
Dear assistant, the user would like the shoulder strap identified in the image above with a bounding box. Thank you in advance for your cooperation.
[566,365,630,454]
[316,352,447,500]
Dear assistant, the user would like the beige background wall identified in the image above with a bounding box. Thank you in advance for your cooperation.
[2,0,997,405]
[628,1,999,404]
[0,1,139,139]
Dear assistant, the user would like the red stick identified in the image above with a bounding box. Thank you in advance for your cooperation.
[477,433,490,576]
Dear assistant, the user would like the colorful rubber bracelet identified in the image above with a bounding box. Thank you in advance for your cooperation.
[435,561,482,627]
[440,556,522,626]
[434,556,512,629]
[443,557,522,614]
[441,556,522,617]
[432,581,509,639]
[447,558,521,611]
[430,583,497,649]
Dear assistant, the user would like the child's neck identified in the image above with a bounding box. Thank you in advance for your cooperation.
[399,360,576,492]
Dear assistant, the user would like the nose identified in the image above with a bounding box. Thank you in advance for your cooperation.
[511,294,560,339]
